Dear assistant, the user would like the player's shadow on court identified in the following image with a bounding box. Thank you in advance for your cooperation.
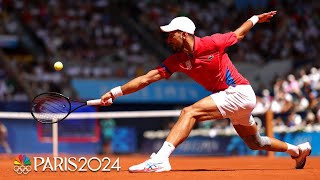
[172,168,291,172]
[173,169,235,172]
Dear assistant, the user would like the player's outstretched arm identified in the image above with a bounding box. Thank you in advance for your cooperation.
[234,11,277,41]
[101,69,164,106]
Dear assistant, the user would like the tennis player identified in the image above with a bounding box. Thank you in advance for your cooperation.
[101,11,312,172]
[0,122,12,154]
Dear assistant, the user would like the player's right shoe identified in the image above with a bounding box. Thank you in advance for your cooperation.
[291,142,312,169]
[128,153,171,173]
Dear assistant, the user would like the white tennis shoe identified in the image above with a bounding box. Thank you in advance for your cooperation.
[128,153,171,173]
[291,142,312,169]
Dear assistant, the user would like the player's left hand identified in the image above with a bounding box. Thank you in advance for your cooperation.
[257,11,277,23]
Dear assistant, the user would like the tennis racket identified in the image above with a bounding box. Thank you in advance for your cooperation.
[31,92,112,124]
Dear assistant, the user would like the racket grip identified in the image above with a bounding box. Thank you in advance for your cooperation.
[87,99,101,105]
[86,98,113,105]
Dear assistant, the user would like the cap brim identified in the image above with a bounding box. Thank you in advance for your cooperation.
[160,25,177,32]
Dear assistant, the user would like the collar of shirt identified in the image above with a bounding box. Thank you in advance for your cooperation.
[186,36,200,58]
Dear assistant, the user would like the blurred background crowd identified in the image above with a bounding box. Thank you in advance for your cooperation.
[1,0,320,131]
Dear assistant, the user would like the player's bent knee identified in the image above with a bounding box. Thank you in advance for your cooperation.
[181,106,195,118]
[243,133,271,150]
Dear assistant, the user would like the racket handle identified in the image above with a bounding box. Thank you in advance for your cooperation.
[86,98,113,105]
[87,99,101,105]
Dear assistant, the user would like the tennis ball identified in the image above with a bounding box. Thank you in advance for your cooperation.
[54,61,63,71]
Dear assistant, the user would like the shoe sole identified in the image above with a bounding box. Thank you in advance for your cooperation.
[296,142,312,169]
[129,168,171,173]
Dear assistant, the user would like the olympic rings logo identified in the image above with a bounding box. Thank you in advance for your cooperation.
[13,165,32,175]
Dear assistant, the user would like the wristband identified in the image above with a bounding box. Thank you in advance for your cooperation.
[248,15,259,26]
[110,86,123,99]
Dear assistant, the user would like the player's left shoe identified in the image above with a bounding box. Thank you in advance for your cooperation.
[291,142,312,169]
[128,153,171,173]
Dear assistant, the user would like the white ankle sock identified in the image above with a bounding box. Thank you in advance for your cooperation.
[155,141,175,159]
[286,143,299,157]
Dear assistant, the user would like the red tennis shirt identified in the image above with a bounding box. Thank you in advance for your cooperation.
[156,32,249,93]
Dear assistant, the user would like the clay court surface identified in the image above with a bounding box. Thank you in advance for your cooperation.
[1,154,319,180]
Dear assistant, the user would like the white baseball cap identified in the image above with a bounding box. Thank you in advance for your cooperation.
[160,16,196,34]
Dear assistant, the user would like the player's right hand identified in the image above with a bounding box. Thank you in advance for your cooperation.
[101,92,114,106]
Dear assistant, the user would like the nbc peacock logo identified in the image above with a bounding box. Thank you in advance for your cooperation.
[13,154,32,174]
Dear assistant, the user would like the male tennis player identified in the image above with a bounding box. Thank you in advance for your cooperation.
[0,122,12,154]
[101,11,312,172]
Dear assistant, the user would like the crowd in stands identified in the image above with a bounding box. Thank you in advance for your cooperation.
[1,0,158,100]
[17,0,157,79]
[1,0,320,129]
[0,8,28,101]
[256,65,320,128]
[132,0,319,65]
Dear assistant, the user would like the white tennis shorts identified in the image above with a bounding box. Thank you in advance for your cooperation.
[210,85,256,126]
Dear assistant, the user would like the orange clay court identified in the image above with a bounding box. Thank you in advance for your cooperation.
[1,154,319,180]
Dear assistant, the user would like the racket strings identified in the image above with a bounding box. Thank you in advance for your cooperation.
[32,95,70,123]
[42,99,67,113]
